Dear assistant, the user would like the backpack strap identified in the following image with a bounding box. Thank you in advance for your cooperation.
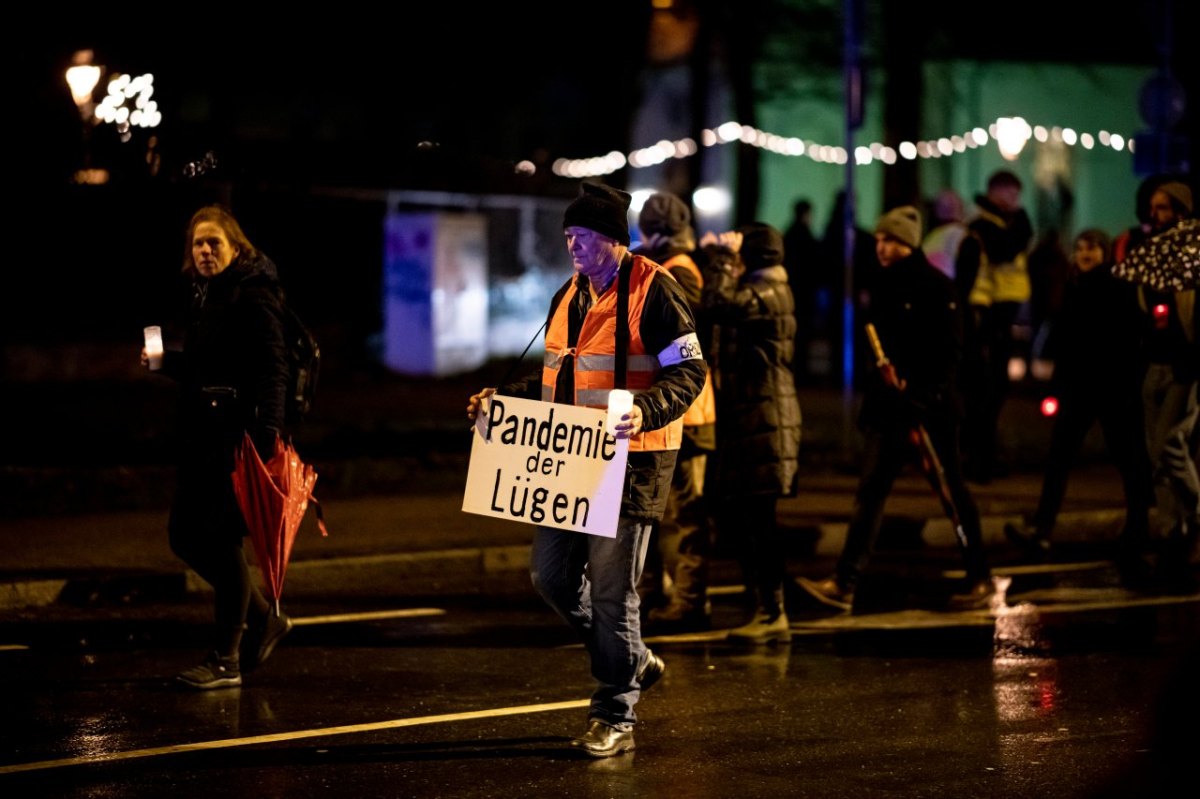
[614,254,632,389]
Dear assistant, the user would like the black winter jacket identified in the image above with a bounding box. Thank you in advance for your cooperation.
[1047,264,1144,396]
[701,246,802,497]
[859,250,963,431]
[162,252,289,463]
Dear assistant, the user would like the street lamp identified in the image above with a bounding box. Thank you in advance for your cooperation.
[65,50,100,118]
[65,50,107,183]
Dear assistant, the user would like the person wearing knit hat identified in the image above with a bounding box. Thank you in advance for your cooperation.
[698,221,802,643]
[1133,180,1199,591]
[737,222,786,271]
[467,181,708,758]
[638,192,691,240]
[1155,181,1194,218]
[875,205,923,250]
[798,205,997,613]
[563,181,632,246]
[633,193,717,634]
[1003,227,1152,577]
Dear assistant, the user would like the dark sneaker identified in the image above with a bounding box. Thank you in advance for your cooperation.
[1003,522,1052,559]
[1116,553,1154,592]
[637,649,665,693]
[796,575,855,612]
[177,652,241,690]
[646,601,711,633]
[242,611,293,672]
[569,719,635,758]
[726,610,792,644]
[948,577,1006,610]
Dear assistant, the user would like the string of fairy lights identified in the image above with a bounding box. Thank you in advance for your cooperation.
[551,116,1133,179]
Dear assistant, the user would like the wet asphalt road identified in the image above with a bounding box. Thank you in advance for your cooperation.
[2,565,1198,799]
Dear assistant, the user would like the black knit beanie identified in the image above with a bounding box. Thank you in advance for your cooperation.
[738,222,785,271]
[563,182,632,246]
[638,192,691,237]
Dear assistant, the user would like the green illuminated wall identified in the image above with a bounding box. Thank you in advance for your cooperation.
[755,60,1153,240]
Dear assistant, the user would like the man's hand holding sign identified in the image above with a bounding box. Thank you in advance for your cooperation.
[463,391,635,537]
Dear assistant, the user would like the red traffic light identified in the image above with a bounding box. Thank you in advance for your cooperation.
[1041,397,1059,417]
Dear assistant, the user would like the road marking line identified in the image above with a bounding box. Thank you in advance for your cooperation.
[1007,592,1200,613]
[0,699,590,774]
[943,561,1110,579]
[0,644,29,651]
[292,608,446,626]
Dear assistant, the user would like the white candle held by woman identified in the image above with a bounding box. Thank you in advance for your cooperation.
[143,325,164,371]
[606,389,634,436]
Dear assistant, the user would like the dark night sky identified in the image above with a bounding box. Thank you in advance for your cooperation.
[21,1,1194,193]
[9,2,1194,350]
[22,8,653,193]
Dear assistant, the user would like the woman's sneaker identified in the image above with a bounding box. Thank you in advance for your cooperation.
[241,611,293,672]
[177,652,241,690]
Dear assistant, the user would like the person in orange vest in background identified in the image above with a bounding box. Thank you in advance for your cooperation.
[467,182,705,758]
[633,192,719,633]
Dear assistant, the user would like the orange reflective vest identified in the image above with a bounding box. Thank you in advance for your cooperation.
[542,255,683,452]
[661,253,717,429]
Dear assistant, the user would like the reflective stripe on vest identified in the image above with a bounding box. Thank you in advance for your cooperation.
[542,255,683,452]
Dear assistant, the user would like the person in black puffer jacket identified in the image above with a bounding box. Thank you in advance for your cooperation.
[146,205,292,689]
[700,222,803,643]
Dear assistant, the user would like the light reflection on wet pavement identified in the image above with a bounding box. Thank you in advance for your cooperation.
[1,568,1196,798]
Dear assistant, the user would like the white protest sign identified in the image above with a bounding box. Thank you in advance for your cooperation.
[462,395,629,537]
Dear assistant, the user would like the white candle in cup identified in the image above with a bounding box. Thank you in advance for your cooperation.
[143,326,164,371]
[606,389,634,436]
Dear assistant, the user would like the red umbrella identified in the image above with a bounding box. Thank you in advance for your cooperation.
[231,432,327,614]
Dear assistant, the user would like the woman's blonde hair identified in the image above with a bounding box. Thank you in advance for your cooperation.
[182,205,259,274]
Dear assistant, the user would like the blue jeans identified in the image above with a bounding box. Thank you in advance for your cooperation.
[531,518,653,729]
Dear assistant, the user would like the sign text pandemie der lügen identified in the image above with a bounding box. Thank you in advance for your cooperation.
[462,395,628,538]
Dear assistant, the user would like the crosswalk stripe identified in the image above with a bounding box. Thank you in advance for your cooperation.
[0,699,590,774]
[292,608,445,626]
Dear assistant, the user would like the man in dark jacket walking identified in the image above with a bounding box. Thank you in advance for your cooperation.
[467,182,705,758]
[799,206,995,612]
